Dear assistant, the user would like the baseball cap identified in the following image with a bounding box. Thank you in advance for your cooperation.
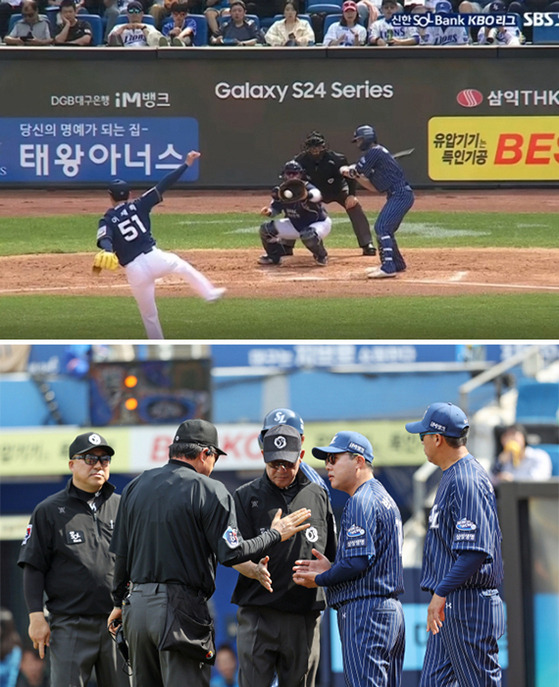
[435,0,452,11]
[263,425,302,464]
[488,0,505,9]
[381,0,398,5]
[69,432,115,459]
[108,179,130,201]
[172,419,227,456]
[127,1,144,10]
[312,431,374,463]
[405,402,469,438]
[342,0,358,10]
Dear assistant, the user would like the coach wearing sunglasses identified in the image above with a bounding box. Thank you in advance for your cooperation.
[17,431,130,686]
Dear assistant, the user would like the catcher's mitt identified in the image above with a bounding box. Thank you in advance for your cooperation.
[92,250,119,274]
[278,178,308,203]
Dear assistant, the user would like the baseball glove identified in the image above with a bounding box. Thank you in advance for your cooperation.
[278,178,308,203]
[92,250,119,274]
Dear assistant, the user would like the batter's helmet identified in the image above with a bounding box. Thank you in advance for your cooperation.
[352,125,377,151]
[281,160,304,180]
[304,131,326,149]
[258,408,305,449]
[108,179,130,201]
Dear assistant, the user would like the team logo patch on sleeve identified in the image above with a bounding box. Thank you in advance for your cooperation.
[347,524,365,538]
[346,524,366,548]
[222,526,240,549]
[22,524,32,545]
[455,518,477,541]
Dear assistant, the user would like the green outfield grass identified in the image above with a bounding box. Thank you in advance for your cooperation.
[1,211,558,339]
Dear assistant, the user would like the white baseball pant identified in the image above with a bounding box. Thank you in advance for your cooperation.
[271,217,332,241]
[125,247,219,339]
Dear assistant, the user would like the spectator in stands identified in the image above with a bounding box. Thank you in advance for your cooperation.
[0,608,22,687]
[369,0,418,44]
[210,644,239,687]
[0,0,22,41]
[4,0,52,43]
[102,0,120,41]
[149,0,173,30]
[161,1,196,43]
[355,0,380,31]
[323,0,367,45]
[264,0,314,45]
[492,424,553,485]
[54,0,92,43]
[16,647,49,687]
[107,0,168,44]
[205,0,231,39]
[475,0,524,44]
[210,0,264,43]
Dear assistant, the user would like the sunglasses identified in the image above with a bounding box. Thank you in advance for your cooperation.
[76,453,112,466]
[127,7,142,12]
[419,432,439,441]
[268,460,296,470]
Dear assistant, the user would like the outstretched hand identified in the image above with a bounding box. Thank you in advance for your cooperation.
[292,548,331,588]
[186,150,201,166]
[271,507,311,541]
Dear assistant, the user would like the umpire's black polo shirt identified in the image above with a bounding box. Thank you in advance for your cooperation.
[295,149,357,203]
[18,479,121,616]
[110,460,281,604]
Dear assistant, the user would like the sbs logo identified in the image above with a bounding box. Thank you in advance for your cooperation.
[456,89,483,108]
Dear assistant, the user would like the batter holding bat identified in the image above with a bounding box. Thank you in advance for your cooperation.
[405,403,505,687]
[94,150,225,340]
[341,125,414,279]
[258,160,331,267]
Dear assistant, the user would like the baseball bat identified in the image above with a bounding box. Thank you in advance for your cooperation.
[392,148,415,159]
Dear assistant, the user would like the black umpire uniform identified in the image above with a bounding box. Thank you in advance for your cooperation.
[17,432,130,687]
[110,419,298,687]
[295,131,376,255]
[232,425,337,687]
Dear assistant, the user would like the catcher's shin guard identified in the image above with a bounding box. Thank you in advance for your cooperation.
[299,228,328,260]
[259,221,286,264]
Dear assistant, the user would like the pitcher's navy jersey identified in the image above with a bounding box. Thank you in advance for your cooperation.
[96,188,161,267]
[326,478,404,609]
[356,145,410,194]
[270,182,328,233]
[421,454,504,593]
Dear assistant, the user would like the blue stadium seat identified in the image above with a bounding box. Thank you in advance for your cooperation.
[322,13,341,34]
[306,0,344,14]
[189,14,208,46]
[538,444,559,477]
[115,13,155,25]
[78,14,104,45]
[515,381,559,424]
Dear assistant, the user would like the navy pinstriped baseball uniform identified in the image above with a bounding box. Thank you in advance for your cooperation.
[420,454,505,687]
[356,146,414,274]
[326,479,405,687]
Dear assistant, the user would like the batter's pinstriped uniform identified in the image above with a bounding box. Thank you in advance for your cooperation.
[327,479,405,687]
[420,454,505,687]
[355,146,414,275]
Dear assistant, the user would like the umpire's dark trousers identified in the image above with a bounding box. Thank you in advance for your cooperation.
[123,582,211,687]
[236,605,321,687]
[49,613,130,687]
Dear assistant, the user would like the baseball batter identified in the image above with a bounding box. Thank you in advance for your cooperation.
[341,125,414,279]
[94,150,225,340]
[258,160,331,266]
[294,131,376,256]
[293,431,405,687]
[405,403,505,687]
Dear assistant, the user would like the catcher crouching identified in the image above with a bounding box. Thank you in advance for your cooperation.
[258,160,331,266]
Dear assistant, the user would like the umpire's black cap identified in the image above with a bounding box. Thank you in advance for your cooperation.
[69,432,115,459]
[172,419,227,456]
[108,179,130,201]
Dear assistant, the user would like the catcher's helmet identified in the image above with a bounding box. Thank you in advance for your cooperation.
[352,125,377,151]
[281,160,304,179]
[108,179,130,201]
[258,408,304,449]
